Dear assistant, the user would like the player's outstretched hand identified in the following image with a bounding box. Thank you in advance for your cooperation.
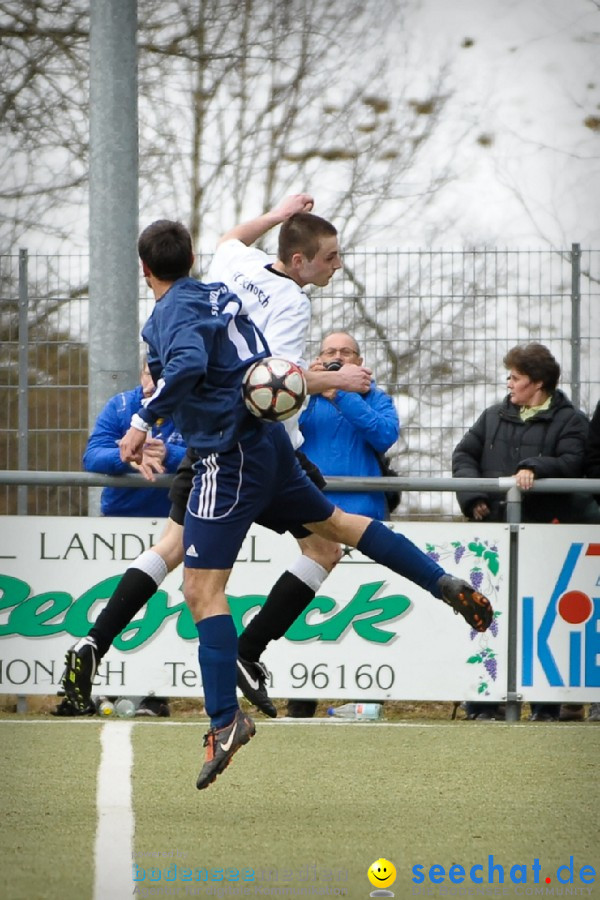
[337,364,372,394]
[136,438,167,482]
[119,426,146,466]
[273,194,314,221]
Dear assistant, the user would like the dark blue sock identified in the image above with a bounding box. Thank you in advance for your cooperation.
[357,520,445,597]
[196,614,239,729]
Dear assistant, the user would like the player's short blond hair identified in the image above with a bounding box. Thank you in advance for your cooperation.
[278,213,337,264]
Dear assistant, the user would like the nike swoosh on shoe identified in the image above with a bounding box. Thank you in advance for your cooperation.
[237,660,259,691]
[219,722,238,753]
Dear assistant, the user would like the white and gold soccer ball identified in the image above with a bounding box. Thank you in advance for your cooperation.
[242,357,307,422]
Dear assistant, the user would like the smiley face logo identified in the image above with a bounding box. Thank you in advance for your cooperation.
[367,858,397,889]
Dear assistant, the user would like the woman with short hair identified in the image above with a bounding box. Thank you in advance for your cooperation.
[453,342,598,721]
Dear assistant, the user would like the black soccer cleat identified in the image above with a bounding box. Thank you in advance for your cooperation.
[196,709,256,790]
[51,694,97,717]
[438,575,494,632]
[236,656,277,718]
[61,637,98,711]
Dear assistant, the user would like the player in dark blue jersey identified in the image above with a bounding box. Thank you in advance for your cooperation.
[114,220,494,791]
[139,279,269,454]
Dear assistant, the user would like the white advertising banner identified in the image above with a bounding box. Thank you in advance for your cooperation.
[517,526,600,701]
[0,517,509,701]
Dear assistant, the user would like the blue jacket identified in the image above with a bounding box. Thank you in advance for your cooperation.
[83,385,186,517]
[139,278,270,453]
[299,384,400,519]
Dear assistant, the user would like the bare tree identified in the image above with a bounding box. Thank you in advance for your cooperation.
[0,0,496,520]
[0,0,89,247]
[0,0,466,254]
[137,0,464,253]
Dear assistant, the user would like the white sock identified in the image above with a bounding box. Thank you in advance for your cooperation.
[130,550,169,587]
[289,555,329,593]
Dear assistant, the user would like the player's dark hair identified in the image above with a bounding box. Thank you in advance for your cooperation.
[138,220,193,281]
[278,213,337,264]
[503,343,560,392]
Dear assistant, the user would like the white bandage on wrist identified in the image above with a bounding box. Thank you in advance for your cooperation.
[131,413,152,432]
[129,550,169,587]
[289,555,329,592]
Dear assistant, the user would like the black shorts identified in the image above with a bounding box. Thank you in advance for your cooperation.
[289,449,327,539]
[168,451,194,526]
[168,446,327,536]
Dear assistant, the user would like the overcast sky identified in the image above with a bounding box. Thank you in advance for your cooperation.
[11,0,599,254]
[388,0,600,248]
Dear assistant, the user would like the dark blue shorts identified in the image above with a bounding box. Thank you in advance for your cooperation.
[182,423,334,569]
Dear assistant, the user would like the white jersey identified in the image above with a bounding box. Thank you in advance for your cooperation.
[207,239,311,449]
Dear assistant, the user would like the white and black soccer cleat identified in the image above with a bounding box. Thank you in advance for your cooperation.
[236,656,277,718]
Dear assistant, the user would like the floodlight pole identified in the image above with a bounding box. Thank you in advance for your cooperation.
[88,0,139,513]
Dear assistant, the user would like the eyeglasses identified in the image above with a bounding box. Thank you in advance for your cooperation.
[319,347,359,358]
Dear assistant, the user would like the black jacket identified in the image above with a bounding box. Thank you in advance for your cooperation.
[586,400,600,502]
[452,389,589,523]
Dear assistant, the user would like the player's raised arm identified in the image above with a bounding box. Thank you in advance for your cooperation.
[304,363,372,396]
[217,194,314,247]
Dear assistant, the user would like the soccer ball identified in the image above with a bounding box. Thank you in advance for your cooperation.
[242,357,307,422]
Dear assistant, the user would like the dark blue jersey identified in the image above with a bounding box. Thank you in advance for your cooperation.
[138,277,270,454]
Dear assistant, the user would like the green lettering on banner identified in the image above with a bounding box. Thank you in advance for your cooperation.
[282,581,411,643]
[0,576,32,634]
[114,592,195,650]
[227,594,267,636]
[62,576,122,636]
[6,590,72,636]
[0,575,408,645]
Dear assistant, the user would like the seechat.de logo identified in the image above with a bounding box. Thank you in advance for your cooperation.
[521,542,600,689]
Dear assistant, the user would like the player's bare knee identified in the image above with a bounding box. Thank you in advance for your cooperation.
[303,544,341,572]
[183,581,214,620]
[299,533,342,571]
[183,568,231,620]
[154,521,184,571]
[321,542,343,570]
[311,509,370,547]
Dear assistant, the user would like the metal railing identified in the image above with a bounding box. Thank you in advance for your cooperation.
[2,244,599,519]
[2,470,599,720]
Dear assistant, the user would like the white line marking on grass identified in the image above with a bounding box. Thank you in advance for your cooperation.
[94,721,135,900]
[0,718,592,729]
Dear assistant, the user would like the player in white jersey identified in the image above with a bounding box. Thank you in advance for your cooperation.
[62,196,374,718]
[206,198,376,713]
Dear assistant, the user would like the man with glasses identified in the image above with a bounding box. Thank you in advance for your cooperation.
[300,331,400,519]
[286,331,400,718]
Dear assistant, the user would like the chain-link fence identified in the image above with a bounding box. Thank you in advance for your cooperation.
[1,245,598,518]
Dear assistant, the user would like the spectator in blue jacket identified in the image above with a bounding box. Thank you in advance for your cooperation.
[52,361,187,717]
[83,361,186,517]
[298,331,400,519]
[287,331,400,718]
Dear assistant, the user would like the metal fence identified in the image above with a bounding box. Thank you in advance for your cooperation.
[1,245,598,518]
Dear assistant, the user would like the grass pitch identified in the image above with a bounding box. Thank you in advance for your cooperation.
[1,718,599,899]
[1,721,100,899]
[132,721,600,893]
